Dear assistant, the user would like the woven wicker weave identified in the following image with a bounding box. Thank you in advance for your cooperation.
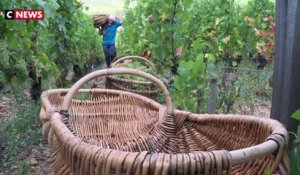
[106,56,158,99]
[40,68,289,175]
[92,14,108,27]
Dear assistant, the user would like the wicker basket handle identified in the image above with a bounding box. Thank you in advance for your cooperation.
[61,68,173,113]
[112,56,156,70]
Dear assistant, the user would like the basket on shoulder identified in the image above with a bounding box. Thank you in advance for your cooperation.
[93,14,108,27]
[92,14,108,35]
[40,68,289,175]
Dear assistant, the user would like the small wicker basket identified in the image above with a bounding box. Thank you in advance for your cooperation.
[106,56,158,99]
[40,68,289,175]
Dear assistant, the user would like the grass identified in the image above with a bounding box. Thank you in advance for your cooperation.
[0,96,44,175]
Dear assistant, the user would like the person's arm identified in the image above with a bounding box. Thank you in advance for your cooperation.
[98,26,103,35]
[98,26,106,35]
[114,16,123,27]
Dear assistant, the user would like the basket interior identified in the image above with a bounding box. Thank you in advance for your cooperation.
[47,90,273,153]
[45,89,286,175]
[106,76,157,92]
[69,92,160,146]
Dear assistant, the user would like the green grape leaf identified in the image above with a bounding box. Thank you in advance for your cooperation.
[23,39,32,49]
[205,53,215,62]
[16,23,28,37]
[232,61,238,67]
[215,18,221,26]
[292,109,300,121]
[263,165,271,175]
[222,35,231,44]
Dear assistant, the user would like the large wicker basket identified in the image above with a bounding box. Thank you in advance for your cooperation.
[106,56,158,99]
[40,68,289,175]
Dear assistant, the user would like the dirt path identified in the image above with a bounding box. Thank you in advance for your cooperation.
[28,143,53,175]
[0,96,12,120]
[0,63,107,175]
[0,94,53,175]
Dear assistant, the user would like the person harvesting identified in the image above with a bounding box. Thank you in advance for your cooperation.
[99,15,122,68]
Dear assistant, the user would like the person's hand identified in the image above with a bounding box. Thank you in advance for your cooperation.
[115,16,122,20]
[98,28,106,35]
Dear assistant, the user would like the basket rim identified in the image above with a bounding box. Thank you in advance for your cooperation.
[112,55,156,70]
[106,75,154,85]
[109,81,158,94]
[51,113,284,167]
[109,55,157,84]
[47,87,288,168]
[61,68,172,114]
[41,88,163,112]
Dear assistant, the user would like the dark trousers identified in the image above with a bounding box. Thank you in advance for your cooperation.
[103,44,116,67]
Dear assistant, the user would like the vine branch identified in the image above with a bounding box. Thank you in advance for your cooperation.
[170,0,179,74]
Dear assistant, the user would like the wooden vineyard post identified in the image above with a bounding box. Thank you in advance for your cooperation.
[208,79,217,114]
[271,0,300,147]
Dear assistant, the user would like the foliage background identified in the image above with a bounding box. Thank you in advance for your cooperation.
[2,0,298,174]
[118,0,275,113]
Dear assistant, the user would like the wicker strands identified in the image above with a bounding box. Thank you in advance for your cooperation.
[92,14,108,28]
[40,68,289,175]
[106,56,158,99]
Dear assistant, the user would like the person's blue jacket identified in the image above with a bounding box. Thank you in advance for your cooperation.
[102,20,122,45]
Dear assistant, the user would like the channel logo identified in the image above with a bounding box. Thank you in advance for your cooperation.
[4,10,44,20]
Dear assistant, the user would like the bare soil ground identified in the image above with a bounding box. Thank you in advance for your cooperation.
[28,143,53,175]
[0,94,52,175]
[0,96,12,120]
